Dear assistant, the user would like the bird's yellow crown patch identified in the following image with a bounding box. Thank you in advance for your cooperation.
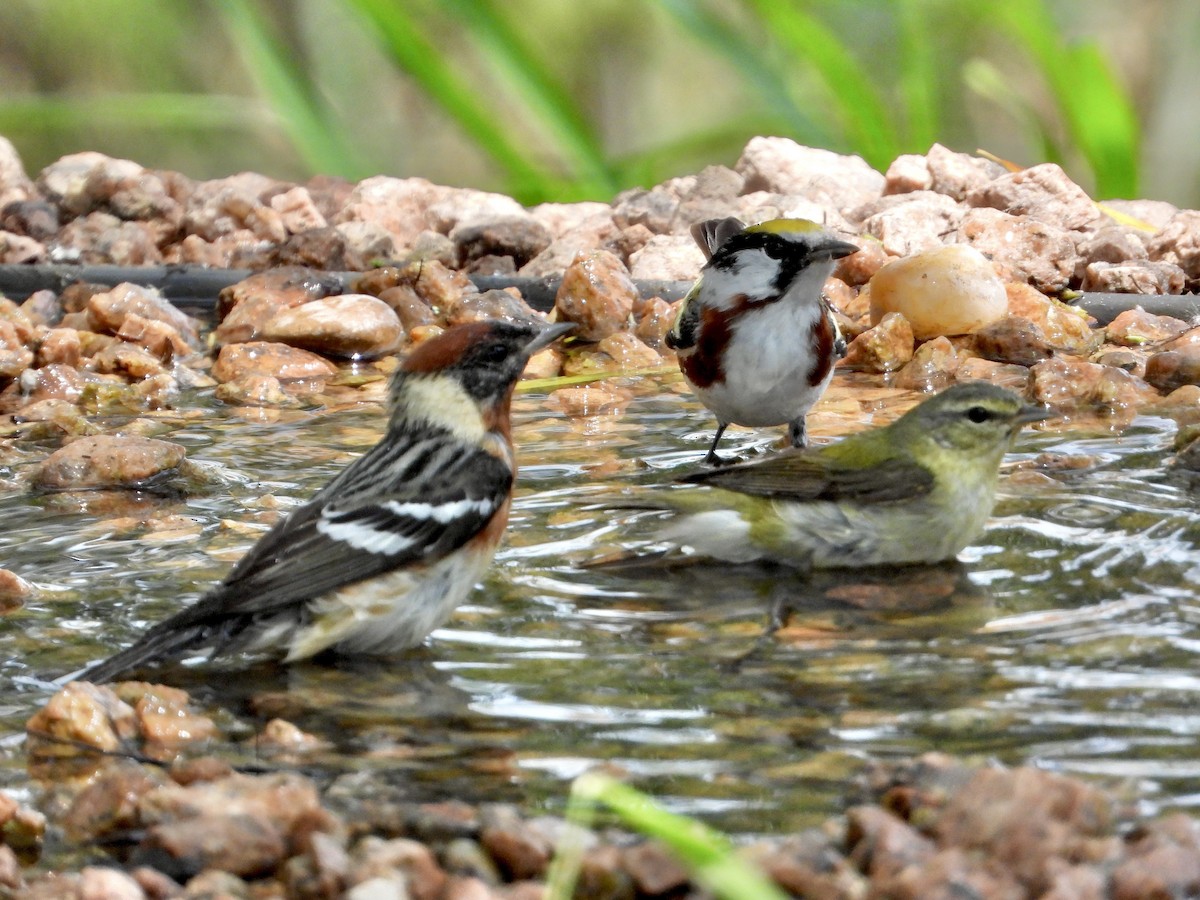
[745,218,824,236]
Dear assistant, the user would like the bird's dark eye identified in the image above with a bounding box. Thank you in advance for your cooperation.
[764,238,789,260]
[479,343,510,365]
[966,406,991,423]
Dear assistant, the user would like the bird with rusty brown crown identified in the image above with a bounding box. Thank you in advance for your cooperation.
[665,217,859,465]
[72,319,573,684]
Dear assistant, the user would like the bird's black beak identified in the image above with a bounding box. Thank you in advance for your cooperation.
[812,237,861,262]
[1016,403,1053,425]
[526,321,575,354]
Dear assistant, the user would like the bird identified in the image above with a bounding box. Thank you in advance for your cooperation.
[614,382,1048,571]
[74,319,573,684]
[665,217,860,465]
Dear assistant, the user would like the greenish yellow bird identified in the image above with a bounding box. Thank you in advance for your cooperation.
[636,382,1048,570]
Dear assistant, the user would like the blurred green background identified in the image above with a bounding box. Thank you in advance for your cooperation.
[1,0,1197,206]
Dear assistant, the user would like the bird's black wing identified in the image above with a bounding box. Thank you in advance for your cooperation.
[679,452,935,505]
[167,424,512,625]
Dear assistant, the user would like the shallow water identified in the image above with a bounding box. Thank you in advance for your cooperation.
[4,372,1200,852]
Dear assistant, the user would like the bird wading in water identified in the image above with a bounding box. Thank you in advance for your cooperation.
[666,217,859,465]
[74,319,573,684]
[617,382,1048,571]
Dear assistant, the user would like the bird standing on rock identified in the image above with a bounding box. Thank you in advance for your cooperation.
[74,319,573,684]
[616,382,1048,571]
[666,217,860,465]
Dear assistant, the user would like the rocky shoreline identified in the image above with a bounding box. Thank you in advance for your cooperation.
[4,133,1200,896]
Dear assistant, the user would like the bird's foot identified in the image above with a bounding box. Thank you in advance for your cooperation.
[787,419,809,449]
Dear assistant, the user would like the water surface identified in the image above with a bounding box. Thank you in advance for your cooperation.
[3,372,1200,853]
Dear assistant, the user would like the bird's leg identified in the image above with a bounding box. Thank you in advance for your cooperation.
[703,423,730,466]
[787,417,808,449]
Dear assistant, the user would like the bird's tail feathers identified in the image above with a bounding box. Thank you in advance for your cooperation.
[62,623,211,686]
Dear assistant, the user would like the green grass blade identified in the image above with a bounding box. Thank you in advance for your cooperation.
[745,0,900,170]
[654,0,834,146]
[216,0,370,178]
[895,0,939,150]
[439,0,615,197]
[341,0,560,201]
[990,0,1139,197]
[547,772,790,900]
[0,93,266,132]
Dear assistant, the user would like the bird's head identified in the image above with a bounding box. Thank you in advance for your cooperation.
[698,217,859,303]
[389,320,573,436]
[889,381,1049,463]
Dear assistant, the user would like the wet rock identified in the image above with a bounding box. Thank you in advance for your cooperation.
[0,566,33,613]
[1083,259,1187,294]
[25,682,139,758]
[32,434,186,491]
[376,285,437,331]
[842,312,915,373]
[87,283,200,347]
[1105,308,1189,347]
[351,836,447,900]
[1111,814,1200,900]
[135,812,288,881]
[627,233,706,281]
[1148,210,1200,281]
[480,809,552,881]
[893,336,959,391]
[846,805,936,880]
[0,845,22,893]
[77,866,148,900]
[20,288,62,326]
[216,266,343,340]
[0,319,33,377]
[555,250,637,340]
[12,398,93,438]
[451,215,552,268]
[131,771,327,881]
[335,220,399,267]
[211,341,339,384]
[563,332,662,375]
[547,384,633,417]
[859,191,963,256]
[955,357,1032,393]
[971,316,1055,366]
[270,185,328,234]
[966,161,1106,231]
[735,136,885,211]
[635,297,678,349]
[1146,348,1200,393]
[91,341,168,379]
[446,289,542,328]
[112,682,218,755]
[1093,349,1146,378]
[1005,283,1099,355]
[1031,356,1158,413]
[958,207,1077,292]
[260,294,403,359]
[869,244,1008,339]
[621,842,689,896]
[833,237,889,288]
[116,313,193,362]
[53,212,164,265]
[17,363,89,404]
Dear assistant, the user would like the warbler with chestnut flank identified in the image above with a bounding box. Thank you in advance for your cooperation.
[666,217,859,465]
[75,319,573,684]
[623,382,1047,570]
